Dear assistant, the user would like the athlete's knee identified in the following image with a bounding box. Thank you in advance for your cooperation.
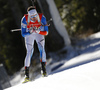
[26,48,34,55]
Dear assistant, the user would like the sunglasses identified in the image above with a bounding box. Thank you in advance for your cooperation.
[31,14,38,18]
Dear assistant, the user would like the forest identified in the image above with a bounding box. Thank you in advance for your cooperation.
[0,0,100,75]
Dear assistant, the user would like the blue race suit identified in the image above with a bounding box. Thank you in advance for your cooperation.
[21,13,48,67]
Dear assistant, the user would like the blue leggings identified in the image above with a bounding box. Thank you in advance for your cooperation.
[24,33,46,67]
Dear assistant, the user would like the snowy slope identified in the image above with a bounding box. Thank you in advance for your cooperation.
[52,49,100,74]
[5,32,100,90]
[5,60,100,90]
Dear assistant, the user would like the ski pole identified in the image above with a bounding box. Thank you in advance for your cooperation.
[11,29,21,32]
[11,18,52,32]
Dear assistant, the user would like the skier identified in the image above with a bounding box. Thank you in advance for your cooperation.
[21,6,48,83]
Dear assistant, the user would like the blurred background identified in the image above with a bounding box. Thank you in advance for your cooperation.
[0,0,100,89]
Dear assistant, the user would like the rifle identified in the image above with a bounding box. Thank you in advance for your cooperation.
[11,0,52,32]
[11,18,52,32]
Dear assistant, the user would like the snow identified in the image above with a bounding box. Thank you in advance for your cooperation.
[5,32,100,90]
[52,50,100,74]
[9,72,24,86]
[5,60,100,90]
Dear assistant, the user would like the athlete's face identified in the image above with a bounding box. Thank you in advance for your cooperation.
[30,14,38,22]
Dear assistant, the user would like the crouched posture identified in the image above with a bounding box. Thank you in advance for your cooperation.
[21,6,48,83]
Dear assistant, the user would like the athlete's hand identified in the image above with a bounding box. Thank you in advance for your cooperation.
[28,27,36,34]
[35,29,40,33]
[33,26,40,34]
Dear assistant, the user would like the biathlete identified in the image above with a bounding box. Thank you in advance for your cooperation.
[21,6,48,83]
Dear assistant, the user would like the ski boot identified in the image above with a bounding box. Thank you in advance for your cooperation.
[41,62,47,77]
[22,67,30,83]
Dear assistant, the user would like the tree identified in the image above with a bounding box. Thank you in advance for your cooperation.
[8,0,23,28]
[0,0,26,74]
[37,0,71,51]
[54,0,100,37]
